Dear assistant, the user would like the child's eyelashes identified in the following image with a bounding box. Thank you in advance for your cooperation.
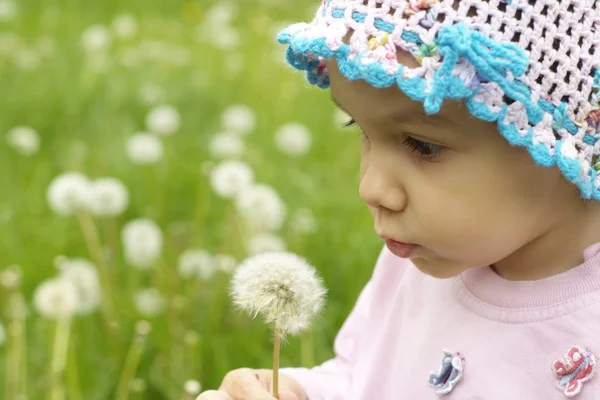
[341,118,445,162]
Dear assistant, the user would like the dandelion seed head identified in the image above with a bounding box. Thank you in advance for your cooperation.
[247,233,286,255]
[88,177,129,217]
[275,123,312,157]
[145,105,180,136]
[6,126,40,156]
[215,254,238,274]
[126,132,163,165]
[135,320,152,336]
[221,105,255,135]
[210,160,254,199]
[209,131,245,159]
[122,219,163,269]
[231,252,326,336]
[80,25,111,52]
[58,258,100,315]
[290,208,317,235]
[112,14,138,40]
[33,278,78,320]
[134,288,165,317]
[0,0,17,22]
[0,264,21,289]
[184,380,202,395]
[46,172,91,216]
[235,184,286,232]
[178,249,216,281]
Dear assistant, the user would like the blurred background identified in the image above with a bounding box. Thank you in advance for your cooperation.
[0,0,382,398]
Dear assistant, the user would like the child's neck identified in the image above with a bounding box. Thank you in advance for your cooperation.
[491,205,600,281]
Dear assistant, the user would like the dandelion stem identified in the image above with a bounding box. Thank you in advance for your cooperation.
[76,210,119,344]
[272,329,281,399]
[66,336,82,400]
[49,317,72,400]
[115,330,148,400]
[5,321,19,400]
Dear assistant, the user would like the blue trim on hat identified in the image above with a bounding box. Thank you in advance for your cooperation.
[277,23,598,199]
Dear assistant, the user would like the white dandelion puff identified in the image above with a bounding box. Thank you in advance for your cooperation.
[210,160,254,199]
[112,14,138,40]
[0,0,17,22]
[145,105,181,136]
[215,254,238,274]
[80,25,111,52]
[135,320,152,336]
[58,258,101,315]
[221,105,255,135]
[235,184,286,232]
[275,123,312,157]
[184,380,202,395]
[88,177,129,217]
[134,288,165,317]
[209,131,245,159]
[178,249,216,281]
[0,264,21,289]
[33,278,79,320]
[13,48,41,70]
[231,251,326,336]
[126,132,163,165]
[122,219,163,269]
[290,208,317,235]
[248,233,286,255]
[6,126,40,156]
[46,172,92,216]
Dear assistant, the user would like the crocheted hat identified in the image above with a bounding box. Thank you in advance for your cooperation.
[277,0,600,199]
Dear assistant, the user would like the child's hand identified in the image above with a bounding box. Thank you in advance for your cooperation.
[196,368,308,400]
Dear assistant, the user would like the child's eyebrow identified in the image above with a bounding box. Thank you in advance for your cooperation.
[331,96,461,131]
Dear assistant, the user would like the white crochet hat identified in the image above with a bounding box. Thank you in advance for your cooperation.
[277,0,600,199]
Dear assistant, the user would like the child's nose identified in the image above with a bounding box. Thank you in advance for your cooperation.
[359,162,407,212]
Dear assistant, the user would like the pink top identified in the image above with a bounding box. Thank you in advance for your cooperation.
[282,244,600,399]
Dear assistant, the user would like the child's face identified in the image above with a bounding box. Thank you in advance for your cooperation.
[327,56,584,279]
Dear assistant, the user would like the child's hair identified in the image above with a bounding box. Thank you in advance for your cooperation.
[277,0,600,199]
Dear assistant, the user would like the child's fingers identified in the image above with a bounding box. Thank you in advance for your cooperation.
[196,390,233,400]
[219,368,277,400]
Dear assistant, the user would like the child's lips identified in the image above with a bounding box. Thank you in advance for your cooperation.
[385,239,418,258]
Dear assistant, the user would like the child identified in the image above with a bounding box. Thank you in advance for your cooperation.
[199,0,600,398]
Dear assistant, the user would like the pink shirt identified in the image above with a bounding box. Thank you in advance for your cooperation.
[282,244,600,399]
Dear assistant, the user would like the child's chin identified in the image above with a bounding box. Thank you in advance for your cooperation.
[411,258,469,279]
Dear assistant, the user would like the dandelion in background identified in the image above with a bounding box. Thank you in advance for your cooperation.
[0,0,17,22]
[235,184,287,232]
[46,172,92,216]
[215,254,238,274]
[221,105,256,136]
[33,278,78,320]
[58,258,101,315]
[209,131,245,159]
[13,47,41,70]
[112,14,138,40]
[134,288,165,317]
[184,380,202,397]
[290,208,317,235]
[6,126,40,156]
[138,83,165,105]
[145,105,181,136]
[210,160,255,199]
[126,132,163,165]
[275,123,312,157]
[0,264,21,289]
[87,178,129,218]
[178,249,216,281]
[122,218,163,269]
[80,25,112,52]
[248,233,287,255]
[231,252,326,398]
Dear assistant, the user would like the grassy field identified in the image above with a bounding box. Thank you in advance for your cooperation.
[0,1,383,399]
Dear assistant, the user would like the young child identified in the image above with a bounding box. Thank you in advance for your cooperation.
[199,0,600,398]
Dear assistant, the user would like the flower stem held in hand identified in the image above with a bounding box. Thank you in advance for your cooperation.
[273,328,281,399]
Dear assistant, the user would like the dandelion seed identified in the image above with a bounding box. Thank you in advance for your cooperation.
[33,278,78,320]
[248,233,286,255]
[88,177,129,217]
[235,184,286,232]
[184,380,202,395]
[58,258,100,315]
[122,219,163,269]
[80,25,111,52]
[145,105,181,136]
[6,126,40,156]
[221,105,255,136]
[126,132,163,165]
[290,208,317,234]
[275,123,312,157]
[178,249,216,281]
[210,160,254,199]
[231,251,326,336]
[209,131,245,159]
[134,289,165,317]
[46,172,92,216]
[112,14,137,40]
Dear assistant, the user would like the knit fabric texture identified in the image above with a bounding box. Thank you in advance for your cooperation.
[277,0,600,199]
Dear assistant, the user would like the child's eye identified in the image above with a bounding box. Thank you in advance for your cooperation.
[404,136,444,161]
[342,118,356,128]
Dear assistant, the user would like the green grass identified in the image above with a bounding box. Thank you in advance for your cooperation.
[0,1,382,398]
